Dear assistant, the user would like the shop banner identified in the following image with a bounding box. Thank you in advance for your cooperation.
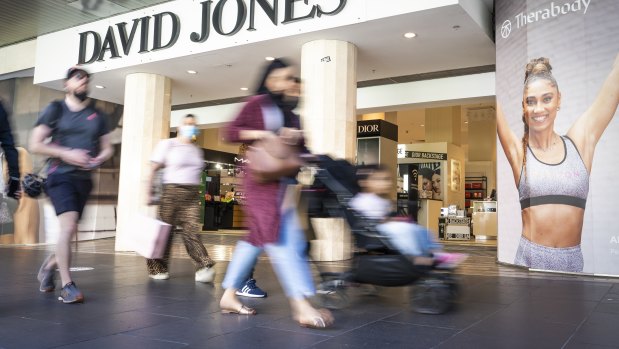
[496,0,619,274]
[34,0,457,84]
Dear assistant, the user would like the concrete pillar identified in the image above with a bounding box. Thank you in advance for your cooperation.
[301,40,357,261]
[301,40,357,161]
[115,73,171,251]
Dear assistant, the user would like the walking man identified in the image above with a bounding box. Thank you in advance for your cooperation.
[30,66,113,303]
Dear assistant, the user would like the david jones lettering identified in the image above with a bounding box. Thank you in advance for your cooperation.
[79,0,347,64]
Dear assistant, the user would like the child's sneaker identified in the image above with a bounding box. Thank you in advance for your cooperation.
[434,252,468,269]
[58,281,84,304]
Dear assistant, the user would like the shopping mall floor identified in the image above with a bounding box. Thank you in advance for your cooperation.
[1,231,618,349]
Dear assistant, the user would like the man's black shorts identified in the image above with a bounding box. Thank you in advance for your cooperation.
[45,173,93,217]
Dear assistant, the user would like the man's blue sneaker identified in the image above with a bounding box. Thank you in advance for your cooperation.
[37,254,56,293]
[236,278,267,298]
[58,281,84,304]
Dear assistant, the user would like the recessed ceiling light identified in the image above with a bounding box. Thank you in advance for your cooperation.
[420,124,425,127]
[265,56,275,61]
[187,70,197,74]
[464,121,469,124]
[95,85,105,89]
[403,32,417,39]
[240,87,248,91]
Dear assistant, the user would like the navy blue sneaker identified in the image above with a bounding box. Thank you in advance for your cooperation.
[236,278,267,298]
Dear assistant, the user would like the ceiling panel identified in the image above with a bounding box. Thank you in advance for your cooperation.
[0,0,172,47]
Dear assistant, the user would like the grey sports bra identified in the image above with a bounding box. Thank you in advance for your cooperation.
[518,136,589,210]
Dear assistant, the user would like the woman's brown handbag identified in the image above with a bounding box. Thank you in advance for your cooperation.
[246,136,302,182]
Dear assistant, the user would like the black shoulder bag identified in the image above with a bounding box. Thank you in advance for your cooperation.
[22,101,63,198]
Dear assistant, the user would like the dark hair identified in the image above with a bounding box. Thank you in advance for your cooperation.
[522,57,559,178]
[66,66,90,80]
[254,58,291,94]
[185,114,196,119]
[419,168,434,181]
[356,164,391,182]
[433,168,441,176]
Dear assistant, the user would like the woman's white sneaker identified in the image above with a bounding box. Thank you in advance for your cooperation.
[195,267,215,283]
[149,272,170,280]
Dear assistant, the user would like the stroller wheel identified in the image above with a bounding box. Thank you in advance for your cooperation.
[445,274,460,298]
[316,278,349,310]
[410,277,453,315]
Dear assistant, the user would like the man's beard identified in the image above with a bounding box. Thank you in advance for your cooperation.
[74,90,89,102]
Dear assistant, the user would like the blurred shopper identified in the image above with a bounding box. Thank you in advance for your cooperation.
[351,165,466,268]
[220,59,333,328]
[30,66,113,303]
[146,114,216,283]
[0,100,21,199]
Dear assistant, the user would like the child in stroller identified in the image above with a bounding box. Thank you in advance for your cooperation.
[303,156,463,314]
[351,165,467,269]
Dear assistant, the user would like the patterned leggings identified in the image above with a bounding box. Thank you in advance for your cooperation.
[146,184,215,275]
[514,235,583,272]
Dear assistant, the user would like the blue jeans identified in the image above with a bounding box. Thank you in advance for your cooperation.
[377,221,442,256]
[222,209,315,299]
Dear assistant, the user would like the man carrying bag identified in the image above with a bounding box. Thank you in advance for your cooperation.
[30,66,113,304]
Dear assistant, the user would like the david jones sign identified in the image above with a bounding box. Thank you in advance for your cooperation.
[78,0,347,64]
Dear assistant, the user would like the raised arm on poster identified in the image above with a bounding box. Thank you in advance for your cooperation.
[496,53,619,273]
[567,53,619,171]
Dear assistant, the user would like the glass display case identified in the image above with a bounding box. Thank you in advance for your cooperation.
[472,201,496,213]
[472,200,497,239]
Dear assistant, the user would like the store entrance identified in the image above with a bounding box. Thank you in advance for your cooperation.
[197,143,247,233]
[359,103,497,248]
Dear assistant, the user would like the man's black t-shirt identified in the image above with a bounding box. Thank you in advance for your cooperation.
[35,100,109,176]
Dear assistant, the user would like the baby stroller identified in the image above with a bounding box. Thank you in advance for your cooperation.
[302,155,460,315]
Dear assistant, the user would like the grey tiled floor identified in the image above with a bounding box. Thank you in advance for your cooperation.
[1,233,618,349]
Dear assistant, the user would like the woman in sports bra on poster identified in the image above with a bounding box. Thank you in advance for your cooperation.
[497,54,619,272]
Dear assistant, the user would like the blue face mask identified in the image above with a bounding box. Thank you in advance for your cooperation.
[180,125,198,139]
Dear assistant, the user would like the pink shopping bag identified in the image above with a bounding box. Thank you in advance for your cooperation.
[131,215,172,259]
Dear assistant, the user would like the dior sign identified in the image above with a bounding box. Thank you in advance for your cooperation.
[78,0,347,64]
[358,124,379,133]
[356,119,398,141]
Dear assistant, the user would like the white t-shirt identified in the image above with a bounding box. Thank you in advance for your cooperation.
[349,192,392,219]
[151,138,204,185]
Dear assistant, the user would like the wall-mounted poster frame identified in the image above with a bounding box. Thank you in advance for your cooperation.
[450,159,461,192]
[495,0,619,275]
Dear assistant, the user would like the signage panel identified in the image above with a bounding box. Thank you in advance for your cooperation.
[495,0,619,275]
[356,119,397,141]
[34,0,457,84]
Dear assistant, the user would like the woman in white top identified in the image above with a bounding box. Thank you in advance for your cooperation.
[146,114,216,282]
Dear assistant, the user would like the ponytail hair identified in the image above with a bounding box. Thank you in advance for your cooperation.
[521,57,559,179]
